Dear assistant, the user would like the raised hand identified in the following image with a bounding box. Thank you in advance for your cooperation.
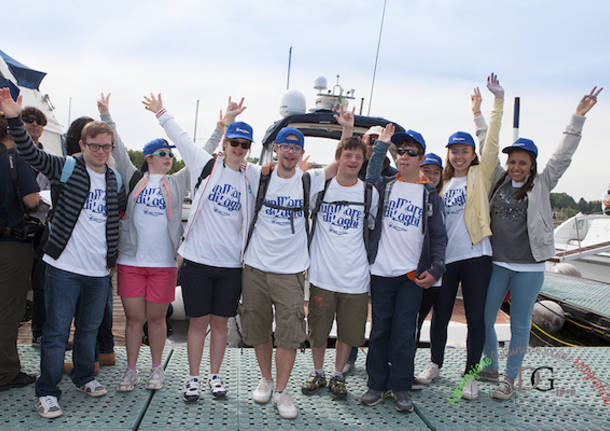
[575,86,602,116]
[224,96,247,125]
[486,73,504,99]
[378,123,395,143]
[471,87,482,116]
[333,105,355,129]
[142,93,164,114]
[0,88,23,118]
[298,154,312,171]
[97,92,111,115]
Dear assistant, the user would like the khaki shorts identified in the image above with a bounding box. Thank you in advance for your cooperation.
[240,265,306,349]
[307,284,369,348]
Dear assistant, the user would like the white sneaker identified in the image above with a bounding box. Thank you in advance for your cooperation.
[36,395,63,419]
[208,374,227,398]
[252,377,274,404]
[416,363,440,385]
[462,378,479,400]
[76,379,107,397]
[146,367,165,390]
[117,368,139,392]
[272,390,297,419]
[183,377,200,402]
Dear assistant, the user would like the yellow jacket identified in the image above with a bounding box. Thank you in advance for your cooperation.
[444,97,504,245]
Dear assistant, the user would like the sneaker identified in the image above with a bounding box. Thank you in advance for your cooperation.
[416,363,439,385]
[183,377,200,402]
[208,374,227,398]
[76,379,107,397]
[301,371,327,395]
[328,375,347,400]
[360,388,384,406]
[478,369,500,383]
[272,390,297,419]
[462,378,479,400]
[393,391,414,413]
[146,367,165,390]
[342,361,354,375]
[117,369,139,392]
[36,395,63,419]
[252,377,274,404]
[0,372,36,392]
[492,378,515,400]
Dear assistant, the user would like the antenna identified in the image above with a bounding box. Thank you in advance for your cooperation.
[67,96,72,126]
[286,46,293,90]
[193,99,200,142]
[367,0,388,116]
[513,97,520,143]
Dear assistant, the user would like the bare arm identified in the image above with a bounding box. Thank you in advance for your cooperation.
[23,192,41,210]
[334,105,355,141]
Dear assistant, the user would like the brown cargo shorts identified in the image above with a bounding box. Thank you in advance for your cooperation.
[240,265,306,349]
[307,284,369,348]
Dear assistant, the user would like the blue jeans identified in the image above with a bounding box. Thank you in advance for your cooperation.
[366,275,422,392]
[482,264,544,380]
[96,279,114,356]
[35,265,110,399]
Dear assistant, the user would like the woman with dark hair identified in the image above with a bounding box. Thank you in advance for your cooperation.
[64,116,94,156]
[480,86,602,400]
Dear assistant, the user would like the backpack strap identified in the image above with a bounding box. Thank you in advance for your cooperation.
[381,178,397,220]
[363,181,373,253]
[301,172,311,238]
[308,178,332,247]
[60,156,76,183]
[244,171,272,252]
[194,158,216,192]
[110,167,123,193]
[128,171,143,194]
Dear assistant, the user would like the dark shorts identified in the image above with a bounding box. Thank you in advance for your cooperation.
[180,259,242,318]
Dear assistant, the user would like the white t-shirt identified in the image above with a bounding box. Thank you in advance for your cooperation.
[44,166,109,277]
[118,175,175,268]
[244,168,326,274]
[309,178,379,294]
[371,181,425,277]
[442,176,491,264]
[179,165,245,268]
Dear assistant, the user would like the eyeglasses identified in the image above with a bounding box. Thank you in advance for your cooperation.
[23,116,46,126]
[229,139,251,150]
[277,143,303,153]
[150,150,174,158]
[396,147,420,157]
[367,137,378,146]
[85,142,114,153]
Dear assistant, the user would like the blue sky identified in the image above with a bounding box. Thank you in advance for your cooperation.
[4,0,609,200]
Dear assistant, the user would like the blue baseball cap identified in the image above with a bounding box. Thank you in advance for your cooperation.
[275,127,305,148]
[391,129,426,153]
[447,131,476,148]
[421,153,443,169]
[502,138,538,157]
[226,121,254,142]
[143,138,175,156]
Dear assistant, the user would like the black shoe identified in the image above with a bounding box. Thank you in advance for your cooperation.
[393,391,414,413]
[301,371,327,395]
[0,372,36,392]
[360,388,383,406]
[328,375,347,400]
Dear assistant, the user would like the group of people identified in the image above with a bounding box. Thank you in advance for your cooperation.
[0,73,601,420]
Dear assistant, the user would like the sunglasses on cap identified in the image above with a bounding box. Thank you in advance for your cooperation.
[396,147,420,157]
[150,150,174,158]
[23,116,46,126]
[229,139,251,150]
[366,137,378,146]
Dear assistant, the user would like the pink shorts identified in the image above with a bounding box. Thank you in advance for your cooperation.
[117,264,177,304]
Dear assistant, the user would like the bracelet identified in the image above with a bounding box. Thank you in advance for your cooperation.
[155,108,167,119]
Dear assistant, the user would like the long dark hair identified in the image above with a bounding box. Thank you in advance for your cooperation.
[64,116,94,155]
[442,148,479,184]
[492,150,537,200]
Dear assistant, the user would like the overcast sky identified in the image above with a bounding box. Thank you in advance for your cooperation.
[4,0,609,200]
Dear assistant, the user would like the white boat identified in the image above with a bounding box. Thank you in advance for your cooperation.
[549,213,610,283]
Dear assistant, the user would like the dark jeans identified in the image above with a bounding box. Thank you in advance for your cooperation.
[366,275,422,392]
[35,265,110,399]
[0,241,34,385]
[416,287,440,343]
[430,255,492,372]
[31,255,46,339]
[96,279,114,355]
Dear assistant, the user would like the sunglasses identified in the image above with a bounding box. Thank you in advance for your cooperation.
[396,147,420,157]
[277,143,303,153]
[150,150,174,158]
[85,142,114,153]
[229,139,251,150]
[367,137,378,146]
[23,116,46,126]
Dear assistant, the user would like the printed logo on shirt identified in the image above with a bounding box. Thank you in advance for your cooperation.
[83,188,107,223]
[264,196,303,226]
[443,187,466,216]
[135,187,166,217]
[208,184,242,216]
[320,203,361,235]
[384,198,422,231]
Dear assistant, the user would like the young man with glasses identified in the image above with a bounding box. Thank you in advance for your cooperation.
[363,125,446,413]
[0,88,127,419]
[241,127,334,419]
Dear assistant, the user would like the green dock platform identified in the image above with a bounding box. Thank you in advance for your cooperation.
[541,272,610,320]
[1,346,608,430]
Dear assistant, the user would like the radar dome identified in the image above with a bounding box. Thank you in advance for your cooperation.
[280,90,306,117]
[314,76,328,91]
